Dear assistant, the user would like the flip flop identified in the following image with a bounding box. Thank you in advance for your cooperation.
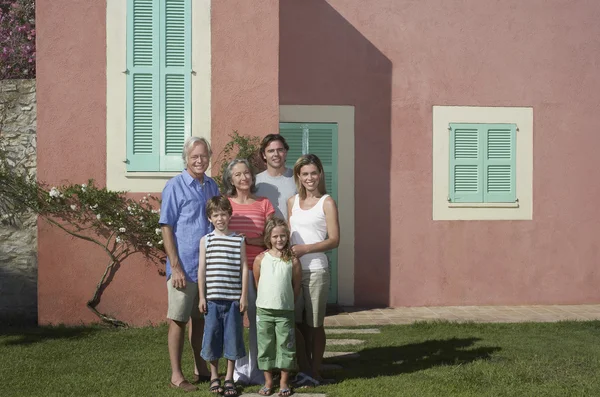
[258,386,274,396]
[169,380,198,392]
[278,388,293,396]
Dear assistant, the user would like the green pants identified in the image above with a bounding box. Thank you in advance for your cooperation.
[256,307,296,371]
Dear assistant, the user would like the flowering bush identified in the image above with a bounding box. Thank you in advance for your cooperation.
[0,0,35,79]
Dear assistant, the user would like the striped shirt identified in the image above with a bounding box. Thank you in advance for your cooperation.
[228,197,275,270]
[205,232,245,301]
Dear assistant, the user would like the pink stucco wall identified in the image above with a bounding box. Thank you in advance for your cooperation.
[280,0,600,307]
[37,0,166,325]
[210,0,279,162]
[36,0,280,325]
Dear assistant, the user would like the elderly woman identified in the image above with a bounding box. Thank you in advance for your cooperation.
[223,159,275,386]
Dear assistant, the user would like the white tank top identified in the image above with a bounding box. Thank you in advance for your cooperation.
[290,194,329,271]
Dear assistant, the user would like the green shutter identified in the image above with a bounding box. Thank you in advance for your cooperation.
[483,124,516,203]
[307,124,338,203]
[160,0,191,171]
[279,123,305,170]
[449,123,483,203]
[127,0,160,171]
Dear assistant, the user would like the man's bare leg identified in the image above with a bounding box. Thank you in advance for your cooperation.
[189,317,210,378]
[169,319,187,385]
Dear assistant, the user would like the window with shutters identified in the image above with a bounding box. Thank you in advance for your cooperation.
[126,0,191,172]
[449,123,517,204]
[432,106,533,221]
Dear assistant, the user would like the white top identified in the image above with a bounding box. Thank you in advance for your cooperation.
[290,194,329,271]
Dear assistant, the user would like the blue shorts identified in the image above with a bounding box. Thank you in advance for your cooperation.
[201,300,246,361]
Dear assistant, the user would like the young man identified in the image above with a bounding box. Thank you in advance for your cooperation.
[160,137,219,392]
[255,134,297,221]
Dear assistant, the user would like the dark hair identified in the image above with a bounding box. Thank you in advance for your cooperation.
[293,154,326,199]
[206,196,233,218]
[260,134,290,163]
[263,217,294,262]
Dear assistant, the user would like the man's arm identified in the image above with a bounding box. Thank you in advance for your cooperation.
[161,224,186,289]
[197,236,207,313]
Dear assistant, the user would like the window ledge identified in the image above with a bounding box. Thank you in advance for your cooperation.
[448,202,519,208]
[125,172,179,179]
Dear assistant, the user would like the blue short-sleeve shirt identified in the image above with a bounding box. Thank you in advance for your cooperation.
[159,170,220,283]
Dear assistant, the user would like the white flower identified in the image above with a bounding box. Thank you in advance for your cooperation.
[49,187,60,198]
[139,216,144,221]
[119,227,126,233]
[127,206,132,212]
[155,228,162,235]
[115,236,122,243]
[81,184,87,192]
[158,240,163,245]
[107,222,112,225]
[70,204,77,211]
[151,209,158,214]
[146,241,153,247]
[96,214,102,220]
[90,204,98,210]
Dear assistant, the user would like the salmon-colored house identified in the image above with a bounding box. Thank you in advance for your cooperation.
[36,0,600,325]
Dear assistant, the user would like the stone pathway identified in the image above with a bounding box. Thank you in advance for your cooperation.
[324,304,600,326]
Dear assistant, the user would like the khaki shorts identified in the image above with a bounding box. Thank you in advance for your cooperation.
[294,268,330,327]
[166,278,202,322]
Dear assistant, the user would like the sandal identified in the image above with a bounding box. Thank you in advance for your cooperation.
[258,386,274,396]
[278,388,293,396]
[223,380,238,397]
[209,378,223,394]
[292,372,319,388]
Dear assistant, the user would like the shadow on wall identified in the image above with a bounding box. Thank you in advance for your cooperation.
[0,262,37,326]
[279,0,393,306]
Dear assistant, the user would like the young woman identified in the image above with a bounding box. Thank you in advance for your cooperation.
[287,154,340,384]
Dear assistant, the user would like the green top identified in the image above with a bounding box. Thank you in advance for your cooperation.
[256,252,294,311]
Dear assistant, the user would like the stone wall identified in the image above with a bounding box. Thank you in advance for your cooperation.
[0,79,37,325]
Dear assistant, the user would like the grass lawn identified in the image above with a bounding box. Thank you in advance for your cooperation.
[1,320,600,396]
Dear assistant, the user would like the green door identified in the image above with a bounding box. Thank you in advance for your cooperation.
[279,122,339,304]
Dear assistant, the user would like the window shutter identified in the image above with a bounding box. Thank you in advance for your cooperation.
[279,123,305,170]
[483,124,516,203]
[449,123,483,203]
[127,0,160,171]
[307,123,338,203]
[159,0,191,171]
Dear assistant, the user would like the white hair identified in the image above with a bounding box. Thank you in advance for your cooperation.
[182,137,212,163]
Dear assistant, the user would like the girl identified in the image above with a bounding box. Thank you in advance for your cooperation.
[254,217,302,396]
[287,154,340,384]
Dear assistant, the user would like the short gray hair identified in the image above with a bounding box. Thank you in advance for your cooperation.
[182,137,212,163]
[222,158,257,197]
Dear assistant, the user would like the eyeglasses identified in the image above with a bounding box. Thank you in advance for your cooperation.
[190,155,210,161]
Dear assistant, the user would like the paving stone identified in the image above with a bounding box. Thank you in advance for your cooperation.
[326,338,365,346]
[326,328,381,334]
[323,351,360,359]
[245,394,326,397]
[321,363,343,371]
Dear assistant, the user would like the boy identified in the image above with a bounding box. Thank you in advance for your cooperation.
[199,196,248,397]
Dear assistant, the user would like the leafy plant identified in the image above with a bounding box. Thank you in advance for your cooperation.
[213,130,263,191]
[0,0,36,79]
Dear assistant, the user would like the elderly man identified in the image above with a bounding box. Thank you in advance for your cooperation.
[159,137,219,392]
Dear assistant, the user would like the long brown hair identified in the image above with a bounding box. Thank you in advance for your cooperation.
[293,154,327,199]
[263,217,294,262]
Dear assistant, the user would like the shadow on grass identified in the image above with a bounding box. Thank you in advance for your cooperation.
[0,325,103,346]
[329,337,501,379]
